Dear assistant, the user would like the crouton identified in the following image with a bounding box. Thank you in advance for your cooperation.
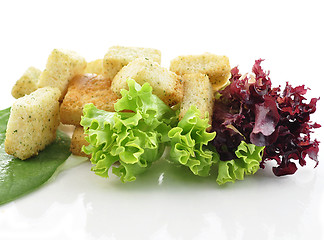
[70,126,89,157]
[179,73,214,126]
[60,73,119,125]
[85,59,103,75]
[5,87,61,160]
[170,53,231,91]
[111,58,183,106]
[38,49,87,100]
[11,67,41,99]
[103,46,161,80]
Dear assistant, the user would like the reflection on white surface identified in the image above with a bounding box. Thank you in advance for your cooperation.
[1,194,91,239]
[0,157,323,240]
[158,173,164,185]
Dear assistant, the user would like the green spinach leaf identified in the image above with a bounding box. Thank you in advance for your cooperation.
[0,108,71,205]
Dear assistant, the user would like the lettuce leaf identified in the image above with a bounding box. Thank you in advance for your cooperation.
[0,108,71,205]
[81,79,176,182]
[216,141,264,185]
[212,60,320,177]
[168,106,217,177]
[81,79,265,185]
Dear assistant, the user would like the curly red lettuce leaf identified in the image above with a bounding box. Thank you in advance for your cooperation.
[263,83,320,176]
[212,59,320,176]
[250,95,280,146]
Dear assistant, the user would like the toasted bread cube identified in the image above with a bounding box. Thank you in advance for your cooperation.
[179,73,214,126]
[170,53,231,91]
[5,87,61,160]
[70,126,89,157]
[85,59,103,75]
[111,58,183,106]
[11,67,41,99]
[38,49,87,99]
[103,46,161,80]
[60,73,119,125]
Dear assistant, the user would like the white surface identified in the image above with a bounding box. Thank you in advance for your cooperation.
[0,1,323,239]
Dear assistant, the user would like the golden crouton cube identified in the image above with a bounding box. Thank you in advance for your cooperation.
[38,49,87,99]
[103,46,161,80]
[170,53,231,91]
[60,73,119,125]
[11,66,41,99]
[111,58,183,106]
[85,59,103,75]
[179,73,214,126]
[5,87,61,160]
[70,126,89,157]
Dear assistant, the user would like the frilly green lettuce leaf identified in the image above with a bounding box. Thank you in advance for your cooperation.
[168,105,216,176]
[81,79,176,182]
[115,78,178,129]
[216,141,264,185]
[80,79,265,185]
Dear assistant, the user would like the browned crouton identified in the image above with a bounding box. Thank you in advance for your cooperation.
[5,87,61,160]
[103,46,161,80]
[179,73,214,127]
[70,126,89,157]
[38,49,87,100]
[85,59,103,75]
[111,58,183,106]
[170,53,231,91]
[11,67,41,99]
[60,73,119,125]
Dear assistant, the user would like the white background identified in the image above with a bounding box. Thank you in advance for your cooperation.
[0,0,323,239]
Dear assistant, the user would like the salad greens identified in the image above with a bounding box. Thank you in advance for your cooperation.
[215,141,264,185]
[168,105,217,177]
[0,55,320,206]
[0,108,71,205]
[1,59,319,198]
[212,59,320,177]
[81,79,176,182]
[81,78,265,184]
